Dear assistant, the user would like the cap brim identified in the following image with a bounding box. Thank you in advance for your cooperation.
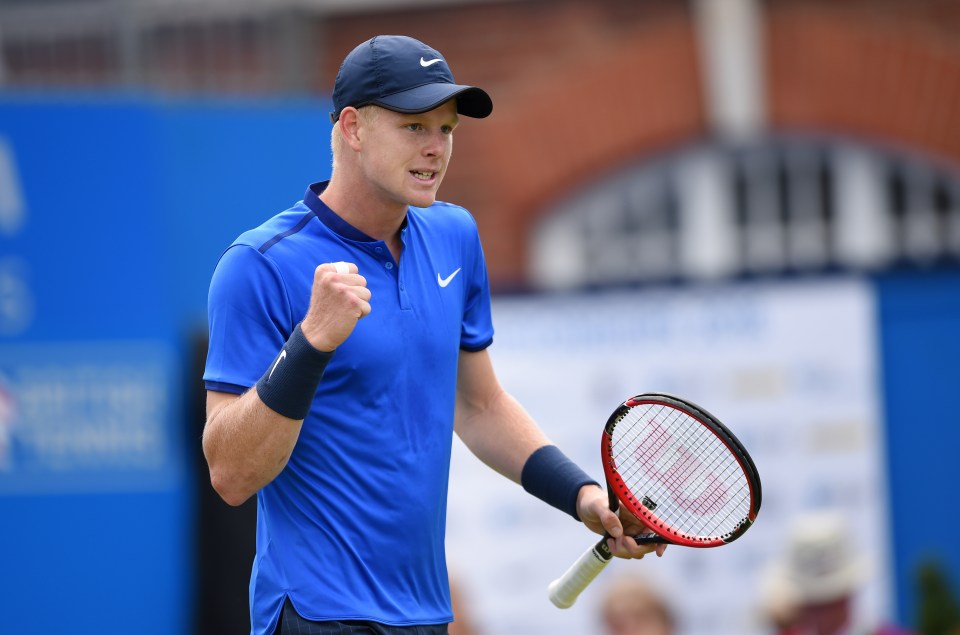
[373,83,493,119]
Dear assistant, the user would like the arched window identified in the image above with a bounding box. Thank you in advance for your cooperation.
[531,135,960,290]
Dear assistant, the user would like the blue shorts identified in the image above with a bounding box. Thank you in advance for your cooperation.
[276,600,449,635]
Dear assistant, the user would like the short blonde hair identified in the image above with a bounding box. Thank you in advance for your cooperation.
[330,105,381,171]
[600,576,674,635]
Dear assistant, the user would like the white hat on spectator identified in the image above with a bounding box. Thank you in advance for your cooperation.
[768,511,869,605]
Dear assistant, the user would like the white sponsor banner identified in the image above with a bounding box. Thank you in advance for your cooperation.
[447,278,891,635]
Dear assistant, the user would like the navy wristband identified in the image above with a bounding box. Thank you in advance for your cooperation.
[521,445,599,521]
[255,323,333,420]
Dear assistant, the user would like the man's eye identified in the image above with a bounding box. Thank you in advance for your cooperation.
[407,124,422,131]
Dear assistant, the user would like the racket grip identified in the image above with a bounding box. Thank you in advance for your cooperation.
[548,539,612,609]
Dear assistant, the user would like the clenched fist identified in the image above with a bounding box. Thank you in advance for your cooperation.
[300,261,372,352]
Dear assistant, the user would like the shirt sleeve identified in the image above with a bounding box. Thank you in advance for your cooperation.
[460,219,494,352]
[203,244,293,393]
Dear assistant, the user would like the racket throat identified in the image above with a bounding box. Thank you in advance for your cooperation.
[633,531,667,544]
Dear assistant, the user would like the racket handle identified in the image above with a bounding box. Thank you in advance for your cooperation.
[548,538,612,609]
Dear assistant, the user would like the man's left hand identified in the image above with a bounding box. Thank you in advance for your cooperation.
[576,484,668,560]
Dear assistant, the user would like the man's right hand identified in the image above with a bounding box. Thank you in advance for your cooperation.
[300,261,372,352]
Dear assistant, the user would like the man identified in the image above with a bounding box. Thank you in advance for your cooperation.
[760,512,915,635]
[202,35,664,635]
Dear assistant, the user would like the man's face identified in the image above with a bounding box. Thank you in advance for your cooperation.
[358,100,459,210]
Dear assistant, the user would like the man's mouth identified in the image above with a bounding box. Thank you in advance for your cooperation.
[411,170,437,181]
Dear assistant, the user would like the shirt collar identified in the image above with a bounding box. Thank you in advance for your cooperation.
[304,181,377,243]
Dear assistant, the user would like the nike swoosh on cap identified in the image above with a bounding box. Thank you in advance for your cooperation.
[420,57,443,67]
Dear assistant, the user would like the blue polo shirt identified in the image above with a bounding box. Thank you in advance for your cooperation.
[203,182,494,634]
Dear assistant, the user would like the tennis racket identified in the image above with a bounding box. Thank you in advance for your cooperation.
[548,392,762,608]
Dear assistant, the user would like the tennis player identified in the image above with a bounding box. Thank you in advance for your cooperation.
[201,35,665,635]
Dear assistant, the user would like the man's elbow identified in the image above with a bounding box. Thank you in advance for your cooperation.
[202,430,253,506]
[208,466,255,507]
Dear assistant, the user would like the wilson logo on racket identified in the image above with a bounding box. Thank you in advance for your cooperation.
[633,420,729,515]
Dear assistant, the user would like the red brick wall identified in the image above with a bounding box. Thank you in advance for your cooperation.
[766,0,960,165]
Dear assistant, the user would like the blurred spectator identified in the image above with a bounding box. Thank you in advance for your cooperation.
[449,574,481,635]
[760,512,915,635]
[758,559,800,634]
[600,576,675,635]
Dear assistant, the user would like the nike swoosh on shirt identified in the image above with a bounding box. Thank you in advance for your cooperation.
[420,57,443,67]
[268,349,287,381]
[437,268,462,288]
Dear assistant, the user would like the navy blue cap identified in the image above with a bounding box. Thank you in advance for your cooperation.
[330,35,493,123]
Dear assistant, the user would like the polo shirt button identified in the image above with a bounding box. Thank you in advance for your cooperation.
[375,246,383,253]
[385,262,394,270]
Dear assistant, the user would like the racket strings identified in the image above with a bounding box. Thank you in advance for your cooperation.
[623,427,750,537]
[619,441,748,538]
[633,419,750,534]
[624,409,736,519]
[611,404,751,539]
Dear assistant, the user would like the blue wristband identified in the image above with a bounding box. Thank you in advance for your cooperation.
[255,323,333,420]
[521,445,599,521]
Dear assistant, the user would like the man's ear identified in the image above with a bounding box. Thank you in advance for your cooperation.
[338,107,364,152]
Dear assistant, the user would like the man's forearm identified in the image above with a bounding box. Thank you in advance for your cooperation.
[455,385,553,483]
[203,389,304,506]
